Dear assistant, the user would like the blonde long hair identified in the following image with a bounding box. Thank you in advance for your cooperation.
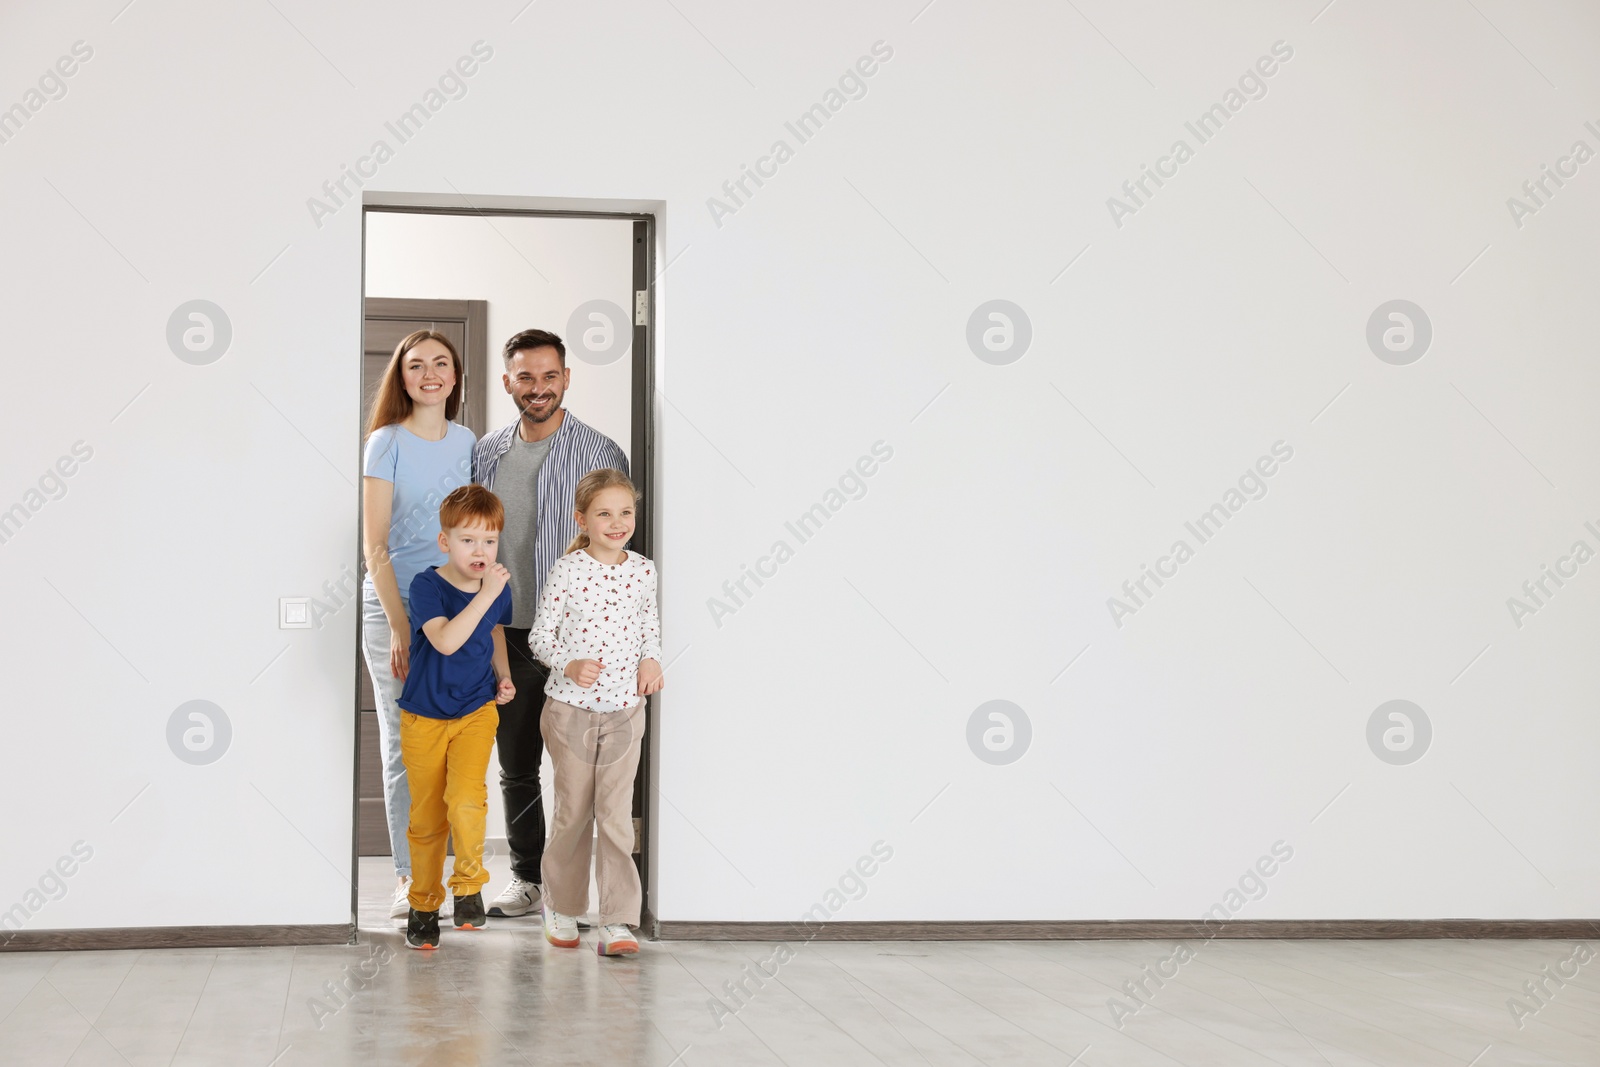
[567,468,638,553]
[365,329,463,437]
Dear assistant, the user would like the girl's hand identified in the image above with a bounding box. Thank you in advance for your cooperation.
[565,658,603,688]
[389,626,410,681]
[495,677,516,704]
[637,658,664,696]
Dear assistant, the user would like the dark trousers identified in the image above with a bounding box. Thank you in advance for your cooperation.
[499,626,549,882]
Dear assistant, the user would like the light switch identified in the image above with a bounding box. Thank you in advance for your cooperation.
[279,597,312,629]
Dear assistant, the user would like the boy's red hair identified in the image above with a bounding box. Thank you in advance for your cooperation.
[438,484,505,533]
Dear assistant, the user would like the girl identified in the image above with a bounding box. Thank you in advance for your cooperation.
[530,468,662,956]
[360,330,476,919]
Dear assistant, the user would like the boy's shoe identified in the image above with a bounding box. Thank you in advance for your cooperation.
[405,908,441,950]
[487,878,540,918]
[390,877,412,920]
[597,924,639,957]
[541,900,579,948]
[453,892,488,930]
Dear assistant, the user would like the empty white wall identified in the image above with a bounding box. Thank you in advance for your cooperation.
[1,0,1597,934]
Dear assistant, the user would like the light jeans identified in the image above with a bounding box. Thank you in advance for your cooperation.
[360,581,412,878]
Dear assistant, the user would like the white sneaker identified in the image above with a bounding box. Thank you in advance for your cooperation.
[487,878,541,918]
[541,900,579,948]
[390,877,412,919]
[597,923,639,956]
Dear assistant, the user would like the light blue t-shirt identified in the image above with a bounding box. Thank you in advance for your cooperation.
[362,422,476,594]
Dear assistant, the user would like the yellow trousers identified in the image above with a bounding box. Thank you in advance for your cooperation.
[400,702,498,912]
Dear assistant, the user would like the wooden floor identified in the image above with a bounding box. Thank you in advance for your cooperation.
[0,855,1593,1066]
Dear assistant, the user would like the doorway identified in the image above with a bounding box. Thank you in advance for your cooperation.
[355,205,657,929]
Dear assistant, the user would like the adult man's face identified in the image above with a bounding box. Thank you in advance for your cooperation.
[504,345,570,425]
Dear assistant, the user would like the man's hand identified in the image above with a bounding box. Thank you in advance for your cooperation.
[481,562,511,598]
[637,658,664,696]
[565,659,603,688]
[495,676,516,705]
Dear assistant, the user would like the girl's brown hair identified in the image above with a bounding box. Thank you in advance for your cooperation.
[567,468,638,554]
[365,329,463,437]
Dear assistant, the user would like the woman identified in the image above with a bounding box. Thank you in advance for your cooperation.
[361,329,476,919]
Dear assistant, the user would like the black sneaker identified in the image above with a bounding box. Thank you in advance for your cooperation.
[406,907,440,950]
[453,892,488,930]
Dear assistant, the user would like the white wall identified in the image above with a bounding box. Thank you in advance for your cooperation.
[2,0,1598,933]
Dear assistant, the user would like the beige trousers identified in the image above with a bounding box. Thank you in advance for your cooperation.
[539,696,646,927]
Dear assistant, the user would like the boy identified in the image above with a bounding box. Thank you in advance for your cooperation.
[396,484,516,950]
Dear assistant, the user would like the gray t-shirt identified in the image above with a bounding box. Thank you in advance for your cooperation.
[494,430,554,628]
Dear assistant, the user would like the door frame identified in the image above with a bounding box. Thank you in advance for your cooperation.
[354,202,659,933]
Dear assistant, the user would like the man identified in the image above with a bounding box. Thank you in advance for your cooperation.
[472,328,628,918]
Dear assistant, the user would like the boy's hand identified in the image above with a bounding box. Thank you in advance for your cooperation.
[565,659,603,688]
[637,658,664,696]
[481,562,511,597]
[495,676,516,704]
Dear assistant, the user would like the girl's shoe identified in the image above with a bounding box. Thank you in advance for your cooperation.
[541,900,579,948]
[597,924,639,956]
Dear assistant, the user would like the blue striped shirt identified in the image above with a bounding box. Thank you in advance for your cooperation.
[472,410,628,622]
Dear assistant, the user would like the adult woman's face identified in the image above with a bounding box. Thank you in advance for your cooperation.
[401,339,456,408]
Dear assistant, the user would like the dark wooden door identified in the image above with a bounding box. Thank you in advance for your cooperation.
[358,297,489,856]
[362,298,489,438]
